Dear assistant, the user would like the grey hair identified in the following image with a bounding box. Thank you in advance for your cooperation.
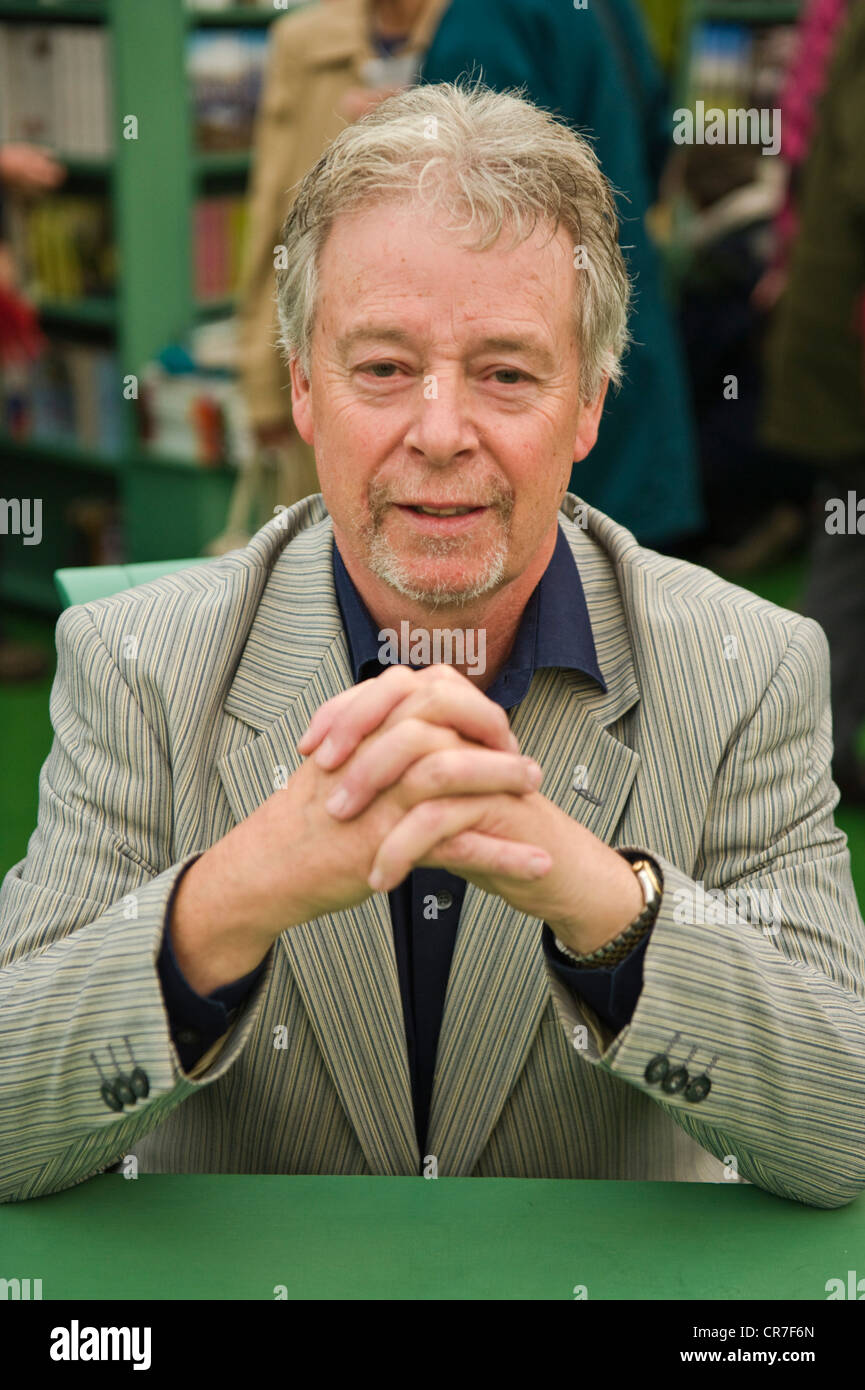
[274,78,631,403]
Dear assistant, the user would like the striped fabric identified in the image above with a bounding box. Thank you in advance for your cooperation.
[1,494,864,1206]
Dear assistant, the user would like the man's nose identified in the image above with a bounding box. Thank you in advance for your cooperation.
[402,372,479,465]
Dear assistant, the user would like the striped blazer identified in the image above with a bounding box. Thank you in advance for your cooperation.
[2,494,864,1206]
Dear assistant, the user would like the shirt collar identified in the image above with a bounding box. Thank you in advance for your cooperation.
[332,524,606,709]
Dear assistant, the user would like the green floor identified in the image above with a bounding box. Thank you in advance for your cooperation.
[1,556,864,916]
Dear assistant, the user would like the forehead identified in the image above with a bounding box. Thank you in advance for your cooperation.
[315,199,577,343]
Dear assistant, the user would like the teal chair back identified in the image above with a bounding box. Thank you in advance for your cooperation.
[54,559,210,609]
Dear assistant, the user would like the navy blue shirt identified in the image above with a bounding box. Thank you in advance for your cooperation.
[159,526,652,1149]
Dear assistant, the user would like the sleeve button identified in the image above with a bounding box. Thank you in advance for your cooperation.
[100,1081,124,1112]
[661,1066,689,1094]
[685,1074,712,1102]
[644,1053,670,1084]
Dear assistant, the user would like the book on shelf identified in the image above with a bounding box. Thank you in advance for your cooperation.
[0,23,112,158]
[187,27,269,151]
[137,316,254,469]
[0,342,123,457]
[194,193,249,301]
[4,194,115,301]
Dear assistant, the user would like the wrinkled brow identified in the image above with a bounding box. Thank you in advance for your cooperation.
[336,326,556,371]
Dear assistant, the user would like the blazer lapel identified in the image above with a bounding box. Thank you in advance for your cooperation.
[425,507,642,1174]
[216,509,419,1176]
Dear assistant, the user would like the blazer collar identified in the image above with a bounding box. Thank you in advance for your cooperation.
[218,493,641,1175]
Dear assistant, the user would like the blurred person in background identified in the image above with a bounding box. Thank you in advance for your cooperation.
[762,0,865,805]
[0,142,65,684]
[755,0,852,314]
[677,0,849,575]
[236,0,450,515]
[665,0,850,575]
[419,0,704,551]
[674,143,814,576]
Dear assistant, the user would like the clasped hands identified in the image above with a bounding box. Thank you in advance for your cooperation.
[295,664,642,950]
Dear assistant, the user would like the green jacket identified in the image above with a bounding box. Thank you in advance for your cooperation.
[421,0,703,545]
[763,1,865,461]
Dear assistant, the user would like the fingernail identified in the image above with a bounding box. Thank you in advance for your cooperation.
[524,759,543,785]
[368,868,384,892]
[315,736,338,767]
[529,853,549,875]
[325,788,349,817]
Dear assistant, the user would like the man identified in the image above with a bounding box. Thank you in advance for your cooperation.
[1,83,864,1207]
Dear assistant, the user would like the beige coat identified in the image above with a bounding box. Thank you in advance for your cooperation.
[236,0,451,504]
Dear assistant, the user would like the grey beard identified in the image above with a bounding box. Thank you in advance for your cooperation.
[364,529,509,608]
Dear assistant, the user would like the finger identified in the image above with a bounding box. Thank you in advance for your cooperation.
[377,679,517,757]
[297,668,414,755]
[297,665,419,762]
[368,795,547,893]
[423,830,553,883]
[296,686,367,756]
[316,668,517,771]
[327,739,542,819]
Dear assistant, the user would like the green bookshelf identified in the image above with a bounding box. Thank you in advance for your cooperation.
[60,155,112,178]
[0,571,61,609]
[0,0,285,612]
[0,433,120,472]
[0,2,105,19]
[195,151,252,179]
[35,296,118,327]
[187,5,275,25]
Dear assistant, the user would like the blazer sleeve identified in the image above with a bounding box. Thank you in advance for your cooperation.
[0,603,273,1204]
[545,615,865,1209]
[235,19,305,431]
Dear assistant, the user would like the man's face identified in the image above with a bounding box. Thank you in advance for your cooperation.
[290,199,607,608]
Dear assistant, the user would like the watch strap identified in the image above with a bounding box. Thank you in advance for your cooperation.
[553,849,662,969]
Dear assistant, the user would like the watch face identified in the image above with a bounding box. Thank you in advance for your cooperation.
[635,860,662,897]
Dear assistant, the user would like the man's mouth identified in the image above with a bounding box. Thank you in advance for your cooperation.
[405,504,478,516]
[392,502,488,531]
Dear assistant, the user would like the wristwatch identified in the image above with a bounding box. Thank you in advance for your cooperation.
[553,849,663,969]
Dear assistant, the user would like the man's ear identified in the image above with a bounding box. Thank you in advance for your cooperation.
[572,376,610,462]
[288,354,314,445]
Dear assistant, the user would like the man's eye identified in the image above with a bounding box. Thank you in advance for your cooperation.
[491,368,528,384]
[362,362,400,378]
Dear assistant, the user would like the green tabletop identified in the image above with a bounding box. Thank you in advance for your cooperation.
[2,1175,863,1300]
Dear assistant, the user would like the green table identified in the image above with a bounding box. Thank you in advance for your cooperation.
[1,1175,863,1300]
